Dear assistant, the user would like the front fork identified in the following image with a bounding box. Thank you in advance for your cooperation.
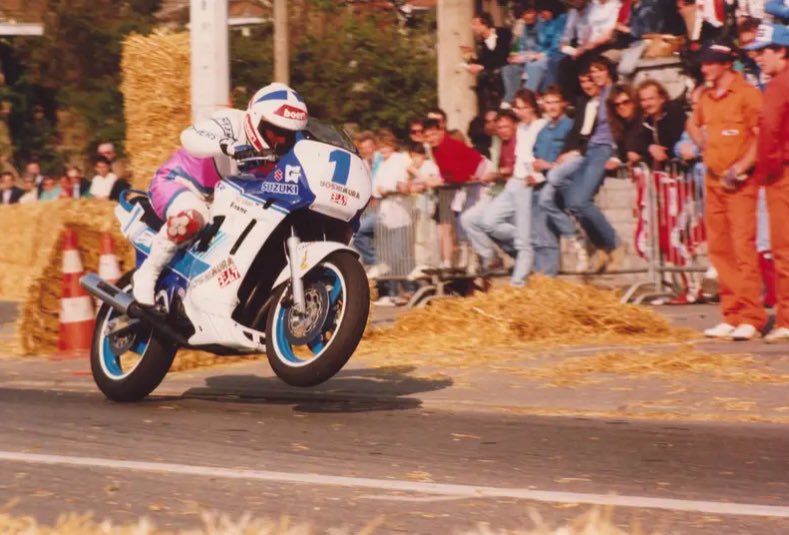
[286,231,306,315]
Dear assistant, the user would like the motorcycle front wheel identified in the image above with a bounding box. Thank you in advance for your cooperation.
[90,271,177,402]
[265,250,370,387]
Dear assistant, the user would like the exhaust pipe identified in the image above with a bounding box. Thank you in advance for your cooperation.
[80,273,134,314]
[80,273,188,346]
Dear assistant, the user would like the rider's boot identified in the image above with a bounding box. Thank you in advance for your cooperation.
[132,232,178,306]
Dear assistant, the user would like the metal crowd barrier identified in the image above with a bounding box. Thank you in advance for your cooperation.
[620,160,710,304]
[356,182,485,307]
[354,163,711,307]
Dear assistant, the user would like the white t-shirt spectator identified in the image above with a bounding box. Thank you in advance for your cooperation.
[585,0,621,46]
[89,172,118,199]
[514,118,547,179]
[374,152,411,229]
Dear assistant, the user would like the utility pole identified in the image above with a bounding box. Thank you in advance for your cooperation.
[190,0,230,122]
[437,0,476,133]
[273,0,289,84]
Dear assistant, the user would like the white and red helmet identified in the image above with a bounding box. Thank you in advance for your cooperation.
[244,83,309,153]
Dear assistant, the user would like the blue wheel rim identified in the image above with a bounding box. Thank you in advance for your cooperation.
[98,300,152,380]
[274,266,343,365]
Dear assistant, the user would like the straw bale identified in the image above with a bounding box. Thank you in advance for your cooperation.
[358,276,697,364]
[121,31,191,190]
[7,200,133,355]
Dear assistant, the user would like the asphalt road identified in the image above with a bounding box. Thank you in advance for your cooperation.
[1,382,788,534]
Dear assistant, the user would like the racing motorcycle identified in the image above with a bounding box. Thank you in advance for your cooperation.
[80,120,372,402]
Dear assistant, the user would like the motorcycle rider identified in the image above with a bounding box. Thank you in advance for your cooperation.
[132,82,309,306]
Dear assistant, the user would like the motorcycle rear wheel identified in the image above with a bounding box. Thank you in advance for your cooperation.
[265,250,370,387]
[90,271,177,402]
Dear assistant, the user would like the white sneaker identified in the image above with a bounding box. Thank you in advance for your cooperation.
[703,322,736,338]
[373,296,397,307]
[366,263,390,279]
[407,264,431,280]
[764,327,789,344]
[731,323,759,341]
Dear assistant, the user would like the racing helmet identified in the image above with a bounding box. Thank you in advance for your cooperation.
[244,83,309,156]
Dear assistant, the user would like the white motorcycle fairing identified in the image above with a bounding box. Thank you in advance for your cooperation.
[115,135,371,352]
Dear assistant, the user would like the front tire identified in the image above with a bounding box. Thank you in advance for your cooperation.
[90,271,177,402]
[266,251,370,387]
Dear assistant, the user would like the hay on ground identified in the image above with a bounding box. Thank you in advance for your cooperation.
[359,276,697,363]
[515,347,789,386]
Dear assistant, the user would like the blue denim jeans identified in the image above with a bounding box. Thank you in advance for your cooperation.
[474,178,533,285]
[538,155,583,238]
[352,211,376,265]
[562,143,618,251]
[531,187,561,276]
[524,57,550,92]
[501,63,525,104]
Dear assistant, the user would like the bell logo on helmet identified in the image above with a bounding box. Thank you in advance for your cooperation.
[275,104,307,121]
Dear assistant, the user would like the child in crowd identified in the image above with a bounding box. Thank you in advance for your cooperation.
[89,155,119,200]
[407,143,442,278]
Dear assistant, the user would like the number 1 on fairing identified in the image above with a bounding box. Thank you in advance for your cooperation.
[329,149,350,186]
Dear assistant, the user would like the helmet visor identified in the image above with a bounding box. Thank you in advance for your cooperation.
[259,122,296,156]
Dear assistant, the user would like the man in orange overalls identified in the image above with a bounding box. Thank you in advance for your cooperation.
[687,39,766,340]
[746,23,789,342]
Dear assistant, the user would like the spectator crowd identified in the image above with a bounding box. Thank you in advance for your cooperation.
[0,142,130,206]
[2,0,787,343]
[350,0,789,344]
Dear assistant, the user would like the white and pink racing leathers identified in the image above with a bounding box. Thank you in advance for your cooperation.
[149,108,247,225]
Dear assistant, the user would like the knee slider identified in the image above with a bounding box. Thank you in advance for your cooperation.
[166,209,205,244]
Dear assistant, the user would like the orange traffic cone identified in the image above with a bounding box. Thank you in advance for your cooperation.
[58,228,95,355]
[98,232,121,285]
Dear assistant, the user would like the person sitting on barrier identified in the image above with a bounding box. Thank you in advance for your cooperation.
[538,71,601,273]
[132,82,308,307]
[637,79,687,170]
[461,109,520,275]
[529,86,574,276]
[559,56,624,273]
[463,90,547,286]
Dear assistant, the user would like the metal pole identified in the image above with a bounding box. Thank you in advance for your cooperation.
[273,0,289,84]
[190,0,230,122]
[437,0,476,132]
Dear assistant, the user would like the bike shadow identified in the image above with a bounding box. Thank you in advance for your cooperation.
[179,365,453,413]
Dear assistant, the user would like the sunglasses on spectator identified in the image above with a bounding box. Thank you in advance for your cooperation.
[614,98,633,107]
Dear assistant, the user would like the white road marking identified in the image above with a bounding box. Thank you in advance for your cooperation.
[1,451,788,518]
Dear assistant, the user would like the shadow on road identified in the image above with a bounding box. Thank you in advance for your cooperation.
[179,365,453,413]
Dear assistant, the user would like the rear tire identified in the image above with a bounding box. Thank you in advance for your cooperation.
[90,271,177,402]
[266,251,369,387]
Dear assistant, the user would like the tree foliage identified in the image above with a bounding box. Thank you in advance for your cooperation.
[232,8,437,138]
[2,0,161,172]
[3,1,437,172]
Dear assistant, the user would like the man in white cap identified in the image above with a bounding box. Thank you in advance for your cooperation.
[746,23,789,342]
